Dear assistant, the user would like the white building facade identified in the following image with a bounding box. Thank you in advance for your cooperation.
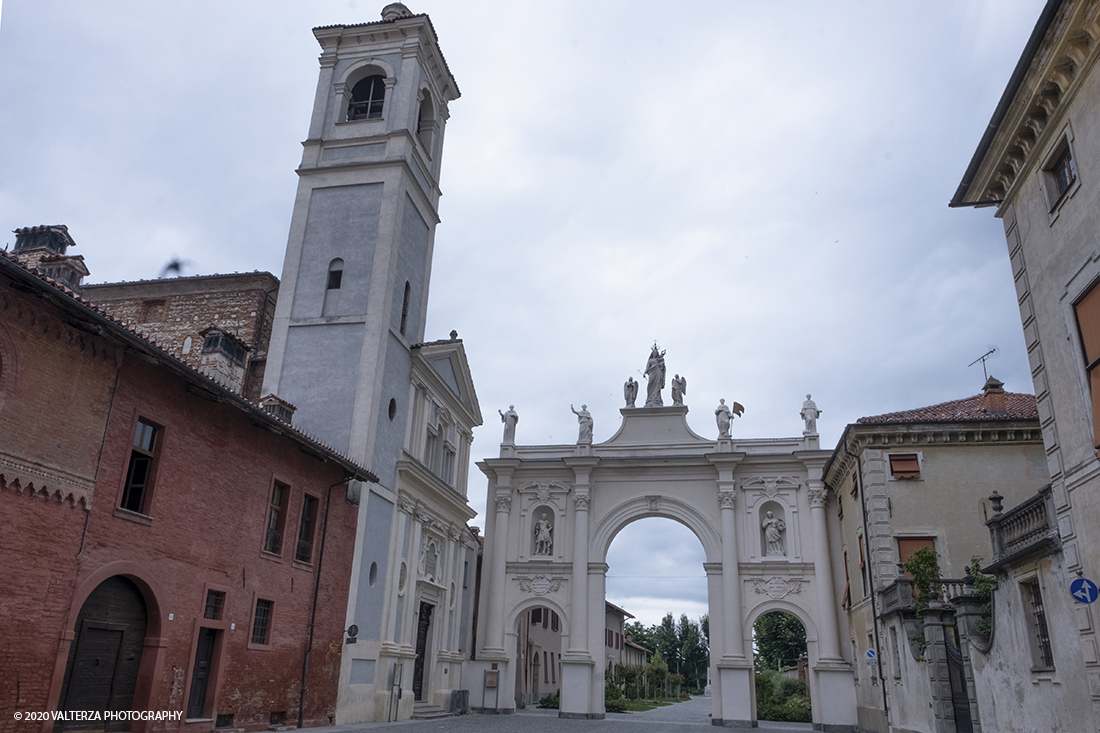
[469,365,856,729]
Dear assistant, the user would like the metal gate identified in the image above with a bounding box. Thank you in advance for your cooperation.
[945,634,973,733]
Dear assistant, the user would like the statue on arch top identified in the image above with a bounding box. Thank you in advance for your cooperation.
[644,344,666,407]
[624,377,638,408]
[571,404,593,443]
[499,405,518,443]
[800,394,820,435]
[715,398,745,438]
[672,374,687,406]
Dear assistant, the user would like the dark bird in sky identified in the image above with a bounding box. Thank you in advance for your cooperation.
[160,258,191,278]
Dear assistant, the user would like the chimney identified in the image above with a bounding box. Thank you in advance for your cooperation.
[260,394,297,424]
[982,376,1007,414]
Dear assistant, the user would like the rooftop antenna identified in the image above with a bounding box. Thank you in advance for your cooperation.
[968,347,997,380]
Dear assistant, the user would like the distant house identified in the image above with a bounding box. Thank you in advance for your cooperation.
[0,250,374,732]
[824,379,1048,733]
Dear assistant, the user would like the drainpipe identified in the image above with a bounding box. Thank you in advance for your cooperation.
[298,474,356,729]
[843,440,889,723]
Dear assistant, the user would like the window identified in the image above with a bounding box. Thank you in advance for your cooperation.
[423,403,457,485]
[400,281,411,335]
[889,626,902,680]
[251,599,274,645]
[264,481,289,555]
[858,536,869,598]
[897,537,936,568]
[531,608,542,625]
[842,551,852,610]
[1021,579,1054,669]
[295,494,318,563]
[202,330,246,366]
[1043,137,1078,210]
[888,453,920,479]
[347,75,385,120]
[1075,283,1100,448]
[850,472,858,498]
[121,419,159,514]
[551,612,559,632]
[204,589,226,620]
[417,94,435,151]
[327,259,344,290]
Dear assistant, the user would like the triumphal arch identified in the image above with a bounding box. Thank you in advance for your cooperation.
[469,349,856,730]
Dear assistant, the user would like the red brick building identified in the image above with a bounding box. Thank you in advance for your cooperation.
[0,251,375,733]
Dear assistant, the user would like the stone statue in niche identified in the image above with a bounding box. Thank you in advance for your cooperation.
[671,374,687,406]
[499,405,519,443]
[800,394,820,435]
[644,345,666,407]
[571,404,593,443]
[624,377,638,408]
[533,512,554,555]
[761,511,787,557]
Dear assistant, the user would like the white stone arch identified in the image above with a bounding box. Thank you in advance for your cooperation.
[505,596,571,638]
[469,403,855,730]
[745,598,820,649]
[591,493,722,565]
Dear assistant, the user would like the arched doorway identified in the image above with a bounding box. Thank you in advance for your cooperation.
[753,610,812,723]
[473,392,857,730]
[58,576,148,729]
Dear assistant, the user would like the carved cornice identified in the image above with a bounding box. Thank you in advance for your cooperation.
[970,3,1100,203]
[0,462,90,511]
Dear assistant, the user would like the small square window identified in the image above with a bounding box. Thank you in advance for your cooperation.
[252,599,274,645]
[204,589,226,620]
[1041,132,1080,213]
[888,453,920,479]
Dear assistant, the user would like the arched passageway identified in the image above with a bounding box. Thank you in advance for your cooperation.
[473,387,857,730]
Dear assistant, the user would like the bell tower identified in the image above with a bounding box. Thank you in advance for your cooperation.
[263,3,459,484]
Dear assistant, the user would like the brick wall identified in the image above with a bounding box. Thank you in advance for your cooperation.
[83,274,278,400]
[0,272,356,733]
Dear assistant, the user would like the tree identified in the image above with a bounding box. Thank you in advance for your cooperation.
[753,612,807,672]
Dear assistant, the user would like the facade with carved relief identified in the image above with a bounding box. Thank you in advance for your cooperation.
[470,362,856,730]
[824,381,1048,733]
[951,1,1100,731]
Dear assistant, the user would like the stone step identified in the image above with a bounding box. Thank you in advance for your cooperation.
[411,702,453,720]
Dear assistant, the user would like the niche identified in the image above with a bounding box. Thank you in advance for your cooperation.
[759,501,787,558]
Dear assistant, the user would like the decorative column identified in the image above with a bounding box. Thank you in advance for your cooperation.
[383,494,414,649]
[561,456,599,719]
[483,492,512,657]
[708,453,750,727]
[718,489,745,659]
[808,487,842,661]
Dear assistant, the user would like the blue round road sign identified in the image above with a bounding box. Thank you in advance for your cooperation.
[1071,578,1099,604]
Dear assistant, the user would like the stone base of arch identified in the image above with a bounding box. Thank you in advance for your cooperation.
[712,657,755,728]
[559,651,603,719]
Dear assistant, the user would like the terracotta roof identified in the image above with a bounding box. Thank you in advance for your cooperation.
[0,251,376,484]
[83,271,278,288]
[857,391,1038,425]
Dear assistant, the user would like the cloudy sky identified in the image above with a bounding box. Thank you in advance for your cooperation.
[0,0,1047,626]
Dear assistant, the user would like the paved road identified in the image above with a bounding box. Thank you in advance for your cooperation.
[329,696,813,733]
